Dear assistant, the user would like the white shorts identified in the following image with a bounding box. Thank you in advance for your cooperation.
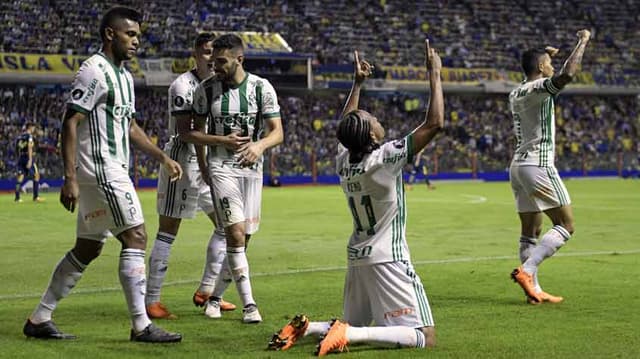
[510,165,571,213]
[343,261,434,328]
[210,172,262,234]
[157,165,215,219]
[76,180,144,242]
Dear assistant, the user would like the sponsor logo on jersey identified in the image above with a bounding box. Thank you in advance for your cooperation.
[339,165,365,179]
[71,88,84,100]
[84,208,107,222]
[113,103,134,121]
[383,152,406,164]
[212,113,257,129]
[384,307,415,319]
[173,95,185,107]
[81,78,98,105]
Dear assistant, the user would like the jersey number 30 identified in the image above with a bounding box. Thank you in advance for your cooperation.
[348,195,377,235]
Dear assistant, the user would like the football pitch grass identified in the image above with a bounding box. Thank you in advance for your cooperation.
[1,179,638,358]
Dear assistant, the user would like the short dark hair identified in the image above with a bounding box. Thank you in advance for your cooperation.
[521,48,548,76]
[212,34,244,52]
[337,110,379,163]
[194,32,215,49]
[99,6,142,42]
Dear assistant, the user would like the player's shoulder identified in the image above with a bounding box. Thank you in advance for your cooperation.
[247,72,273,88]
[76,54,104,76]
[382,136,410,152]
[170,71,198,92]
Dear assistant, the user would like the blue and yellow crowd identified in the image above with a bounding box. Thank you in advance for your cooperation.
[1,86,638,179]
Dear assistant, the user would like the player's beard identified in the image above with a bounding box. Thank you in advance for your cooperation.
[221,62,238,84]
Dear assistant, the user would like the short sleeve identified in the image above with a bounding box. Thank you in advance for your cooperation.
[260,80,280,119]
[67,62,104,114]
[378,134,414,176]
[192,83,208,116]
[169,78,192,115]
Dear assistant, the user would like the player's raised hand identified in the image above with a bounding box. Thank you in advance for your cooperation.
[545,46,559,58]
[163,157,183,181]
[577,29,591,42]
[60,177,79,212]
[353,50,373,84]
[425,39,442,72]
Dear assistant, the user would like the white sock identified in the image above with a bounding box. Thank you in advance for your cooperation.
[519,236,541,292]
[198,230,226,295]
[226,246,255,307]
[146,232,175,305]
[305,321,331,337]
[119,248,152,333]
[30,251,86,324]
[211,256,232,299]
[346,326,427,348]
[523,225,571,274]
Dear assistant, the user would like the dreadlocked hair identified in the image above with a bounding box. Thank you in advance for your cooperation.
[337,110,380,163]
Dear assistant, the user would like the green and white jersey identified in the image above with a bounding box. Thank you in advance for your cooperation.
[166,70,202,167]
[336,135,415,266]
[67,52,136,184]
[193,72,280,178]
[508,77,561,167]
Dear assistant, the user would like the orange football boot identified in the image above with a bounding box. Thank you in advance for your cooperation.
[316,319,349,356]
[146,302,177,319]
[193,291,236,311]
[527,291,564,305]
[268,314,310,351]
[511,266,542,303]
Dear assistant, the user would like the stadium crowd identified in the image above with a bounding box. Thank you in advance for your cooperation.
[1,0,638,85]
[1,86,638,180]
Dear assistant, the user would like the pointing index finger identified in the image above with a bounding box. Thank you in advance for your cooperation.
[354,50,360,65]
[425,39,430,55]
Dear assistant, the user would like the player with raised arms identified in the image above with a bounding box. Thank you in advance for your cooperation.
[269,39,443,356]
[509,30,591,304]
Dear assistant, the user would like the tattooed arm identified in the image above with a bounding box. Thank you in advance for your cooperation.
[551,29,591,90]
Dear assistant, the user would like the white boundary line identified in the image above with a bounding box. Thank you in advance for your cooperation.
[1,249,638,301]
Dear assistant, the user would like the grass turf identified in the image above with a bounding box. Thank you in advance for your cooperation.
[1,179,638,358]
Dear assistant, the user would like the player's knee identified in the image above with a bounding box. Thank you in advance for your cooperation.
[119,225,148,249]
[420,326,436,348]
[158,215,181,235]
[225,225,246,247]
[72,241,104,265]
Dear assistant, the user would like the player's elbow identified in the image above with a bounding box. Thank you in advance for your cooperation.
[274,130,284,145]
[427,117,444,132]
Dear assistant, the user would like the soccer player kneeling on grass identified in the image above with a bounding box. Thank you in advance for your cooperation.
[268,39,443,356]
